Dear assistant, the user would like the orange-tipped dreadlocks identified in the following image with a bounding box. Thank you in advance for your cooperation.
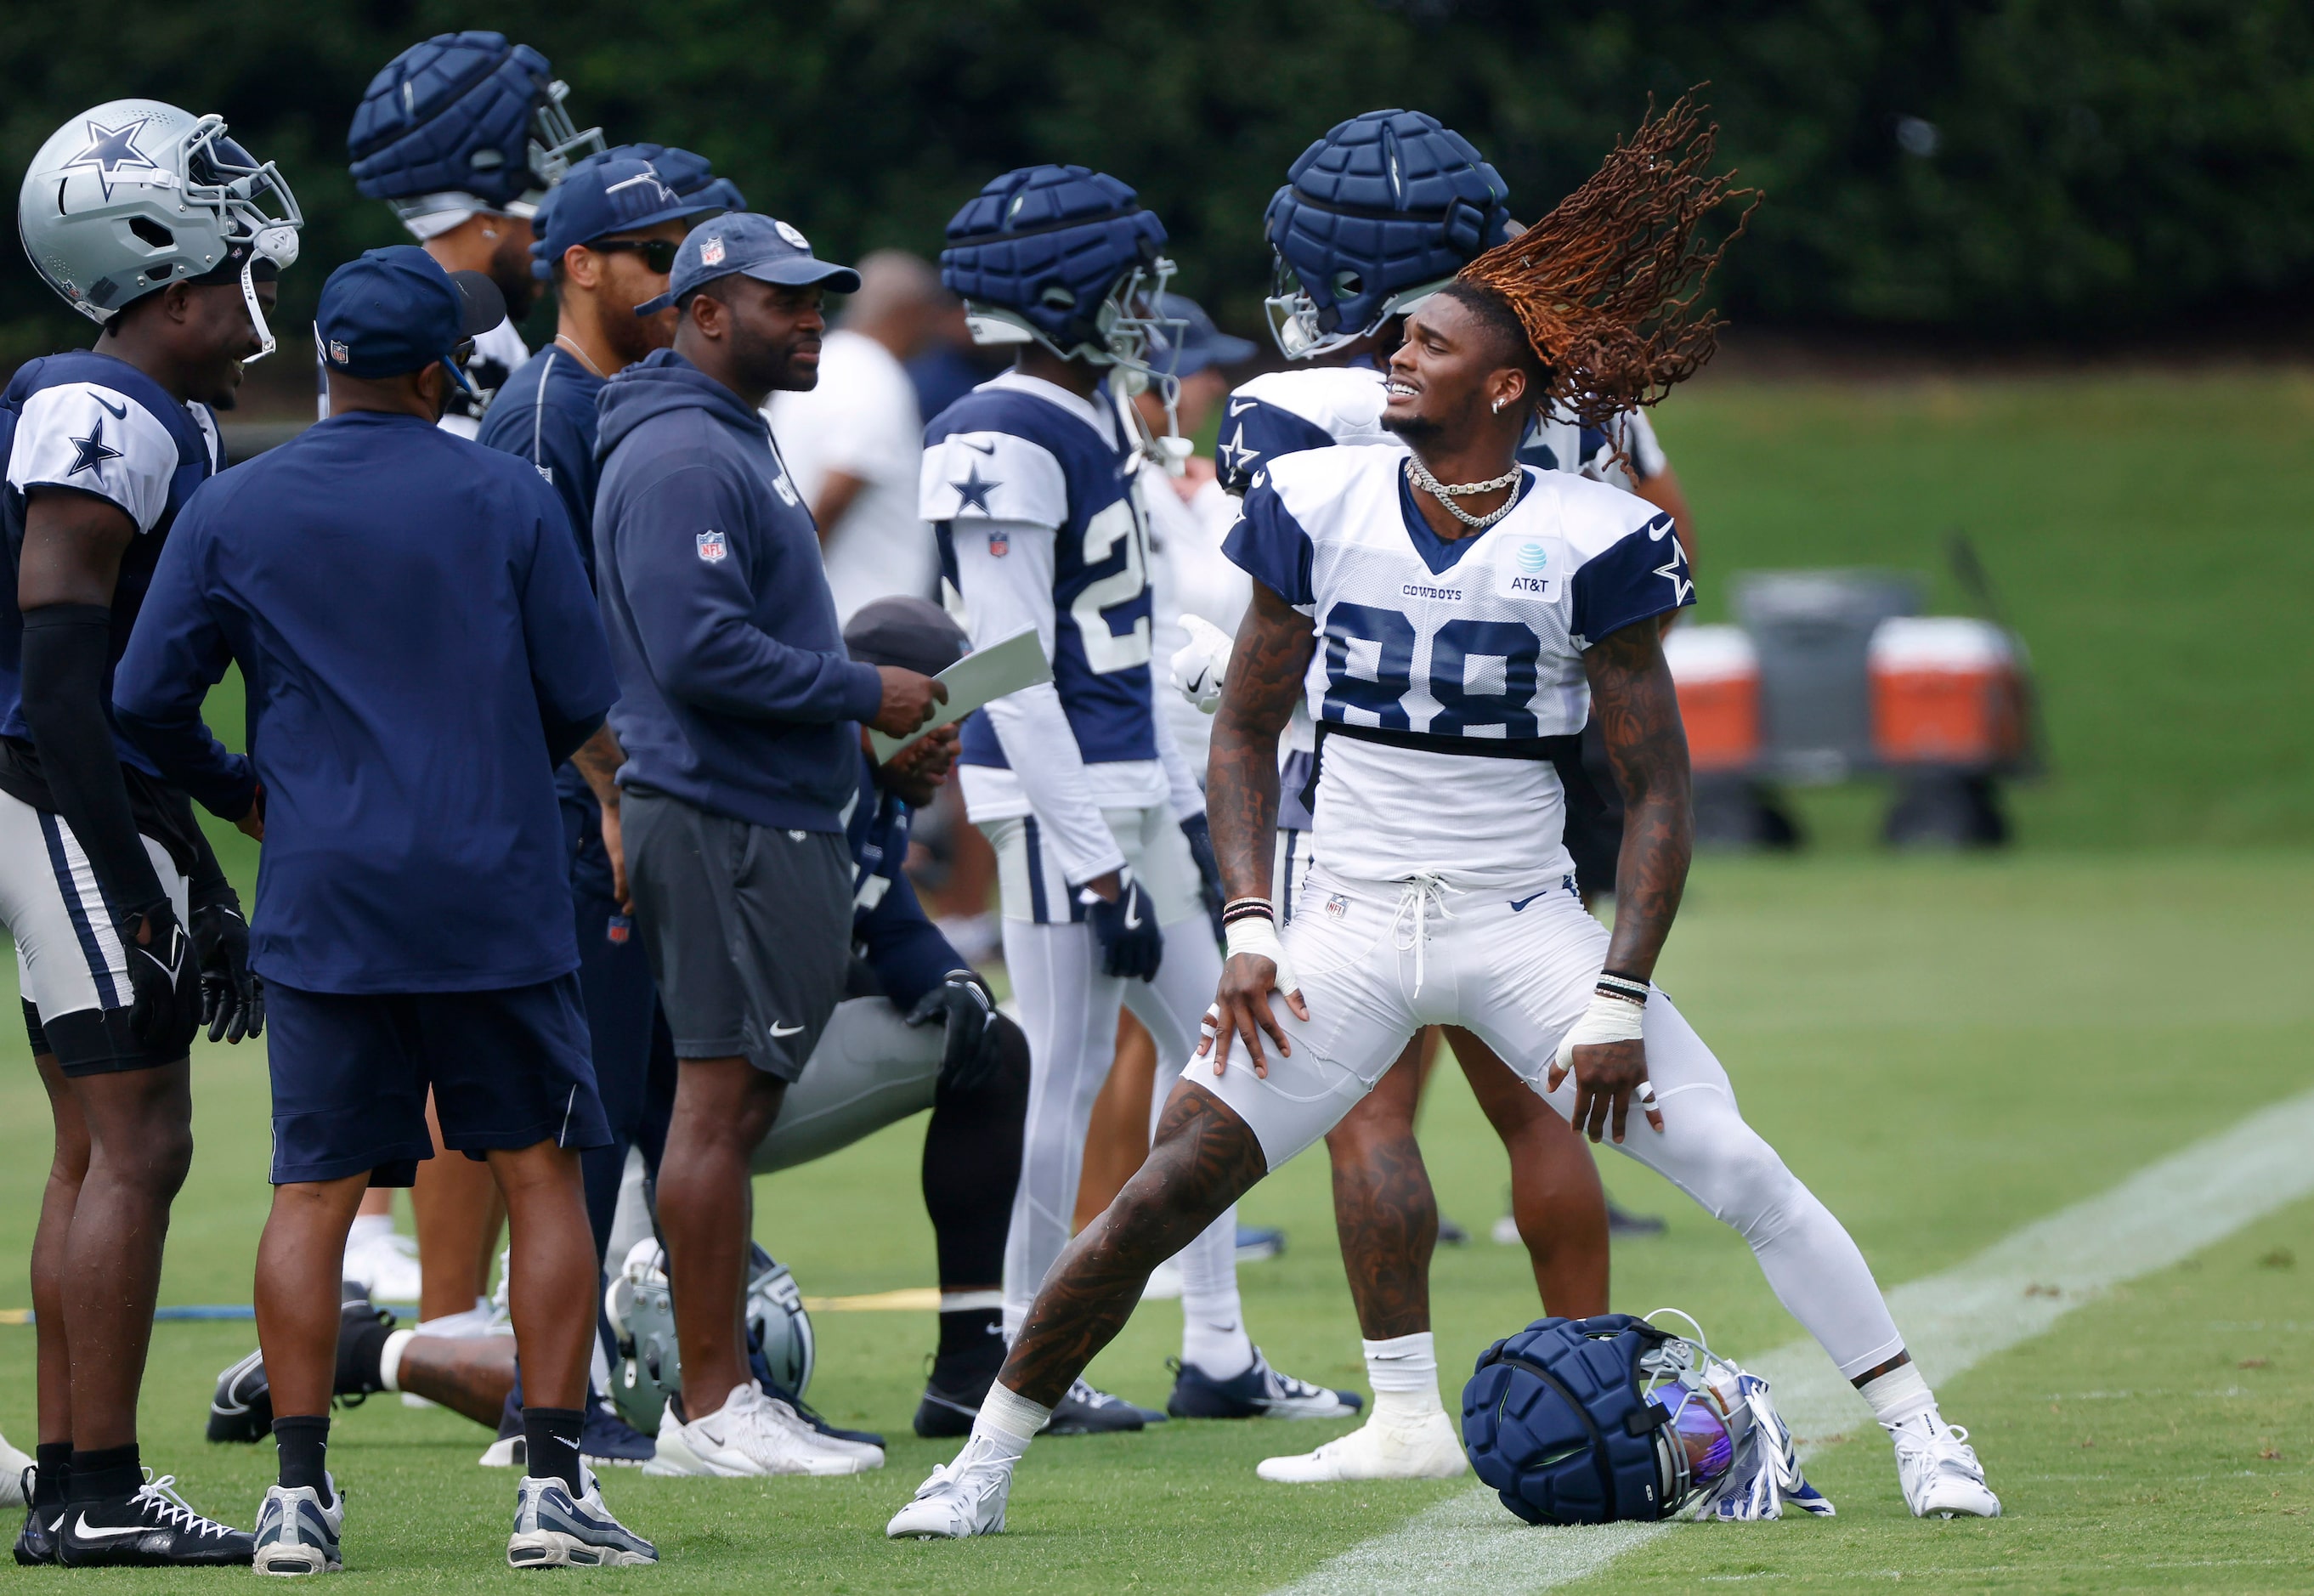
[1456,92,1757,433]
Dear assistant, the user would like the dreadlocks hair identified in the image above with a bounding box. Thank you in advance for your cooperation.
[1455,91,1757,436]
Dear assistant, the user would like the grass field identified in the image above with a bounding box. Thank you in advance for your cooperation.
[3,371,2311,1589]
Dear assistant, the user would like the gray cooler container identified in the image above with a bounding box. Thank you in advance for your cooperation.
[1732,570,1923,784]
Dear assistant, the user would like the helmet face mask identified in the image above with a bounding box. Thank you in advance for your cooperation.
[1262,254,1453,361]
[603,1238,815,1433]
[19,99,303,359]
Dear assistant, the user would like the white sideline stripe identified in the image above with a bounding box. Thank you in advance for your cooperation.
[1270,1084,2314,1596]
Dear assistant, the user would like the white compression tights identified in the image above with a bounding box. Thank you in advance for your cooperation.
[1000,912,1247,1372]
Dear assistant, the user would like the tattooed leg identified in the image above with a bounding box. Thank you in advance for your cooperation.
[999,1081,1270,1406]
[393,1334,519,1428]
[1322,1033,1435,1340]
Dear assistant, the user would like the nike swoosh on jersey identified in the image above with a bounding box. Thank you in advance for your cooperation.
[92,394,127,419]
[769,1022,805,1038]
[71,1516,153,1542]
[1508,893,1544,912]
[1228,398,1259,416]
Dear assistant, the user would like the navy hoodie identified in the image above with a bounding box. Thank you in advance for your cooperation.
[593,349,883,833]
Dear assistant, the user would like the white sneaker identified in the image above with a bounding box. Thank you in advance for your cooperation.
[252,1477,344,1575]
[340,1229,421,1304]
[644,1384,883,1477]
[506,1467,656,1568]
[1140,1259,1184,1300]
[1257,1409,1468,1483]
[0,1429,29,1508]
[1891,1414,2000,1519]
[885,1436,1014,1539]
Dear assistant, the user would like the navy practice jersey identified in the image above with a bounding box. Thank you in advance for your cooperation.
[1225,449,1692,890]
[920,373,1157,773]
[0,351,223,768]
[846,750,967,1010]
[114,410,615,993]
[477,344,608,583]
[1215,365,1667,496]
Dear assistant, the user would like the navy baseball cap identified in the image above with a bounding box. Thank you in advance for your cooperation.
[533,157,719,278]
[635,212,862,316]
[317,246,506,381]
[1153,292,1258,376]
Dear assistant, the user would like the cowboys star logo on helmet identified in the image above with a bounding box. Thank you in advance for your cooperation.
[62,116,160,200]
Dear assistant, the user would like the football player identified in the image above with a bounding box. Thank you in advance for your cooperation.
[3,99,289,1567]
[339,29,608,1327]
[888,99,1999,1540]
[923,166,1354,1430]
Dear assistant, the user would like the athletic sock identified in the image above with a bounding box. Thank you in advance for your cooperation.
[936,1302,1006,1368]
[523,1406,586,1494]
[273,1416,332,1506]
[967,1382,1050,1466]
[1858,1362,1936,1431]
[337,1313,397,1397]
[66,1443,139,1503]
[32,1442,69,1509]
[376,1328,416,1393]
[1363,1332,1444,1424]
[1177,1215,1255,1380]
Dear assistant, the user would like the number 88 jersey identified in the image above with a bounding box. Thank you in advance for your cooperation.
[1224,447,1693,890]
[921,373,1157,777]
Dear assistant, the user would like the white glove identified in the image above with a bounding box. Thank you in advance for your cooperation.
[1170,614,1235,714]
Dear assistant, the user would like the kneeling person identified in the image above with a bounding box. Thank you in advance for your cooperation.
[742,598,1029,1439]
[116,248,654,1573]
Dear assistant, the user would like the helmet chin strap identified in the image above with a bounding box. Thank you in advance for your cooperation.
[238,228,298,365]
[238,258,274,362]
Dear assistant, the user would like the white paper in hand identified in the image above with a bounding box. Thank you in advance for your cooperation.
[868,625,1053,761]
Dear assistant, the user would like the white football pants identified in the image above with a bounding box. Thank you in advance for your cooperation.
[1197,865,1908,1380]
[984,805,1242,1350]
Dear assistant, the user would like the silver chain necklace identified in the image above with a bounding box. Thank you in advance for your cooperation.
[1405,454,1521,529]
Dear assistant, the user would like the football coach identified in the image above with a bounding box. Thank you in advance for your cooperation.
[591,213,942,1474]
[114,246,655,1570]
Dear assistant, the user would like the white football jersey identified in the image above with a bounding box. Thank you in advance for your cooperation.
[1225,448,1692,890]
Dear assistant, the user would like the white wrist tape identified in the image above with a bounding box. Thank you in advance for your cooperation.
[1554,988,1649,1072]
[1224,912,1300,995]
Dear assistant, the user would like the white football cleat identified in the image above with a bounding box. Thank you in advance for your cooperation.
[885,1437,1014,1540]
[340,1227,421,1305]
[1891,1415,2000,1519]
[645,1384,883,1477]
[0,1429,30,1508]
[1257,1409,1468,1483]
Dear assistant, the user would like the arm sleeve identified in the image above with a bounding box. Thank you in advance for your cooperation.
[953,514,1126,885]
[1570,510,1695,647]
[23,607,172,914]
[857,863,968,1012]
[513,474,619,766]
[110,502,259,823]
[612,462,884,725]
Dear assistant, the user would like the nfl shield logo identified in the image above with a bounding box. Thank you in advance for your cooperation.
[699,235,726,267]
[328,340,349,365]
[697,529,728,563]
[988,529,1010,557]
[1325,893,1349,922]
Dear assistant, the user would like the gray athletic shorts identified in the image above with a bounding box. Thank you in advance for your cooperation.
[621,788,851,1081]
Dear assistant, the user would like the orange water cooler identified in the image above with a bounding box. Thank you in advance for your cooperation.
[1661,625,1761,773]
[1867,618,2028,770]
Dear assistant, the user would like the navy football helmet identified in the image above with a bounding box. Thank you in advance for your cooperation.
[348,31,604,219]
[1462,1311,1831,1525]
[1263,109,1513,359]
[940,165,1183,378]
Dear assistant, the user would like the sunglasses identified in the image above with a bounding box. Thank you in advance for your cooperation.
[590,237,682,274]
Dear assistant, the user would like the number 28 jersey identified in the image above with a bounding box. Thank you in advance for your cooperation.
[1225,448,1693,890]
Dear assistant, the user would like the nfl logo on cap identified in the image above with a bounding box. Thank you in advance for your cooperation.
[696,530,727,563]
[699,235,726,267]
[328,340,350,365]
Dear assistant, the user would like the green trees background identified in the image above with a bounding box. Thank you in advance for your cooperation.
[3,0,2310,366]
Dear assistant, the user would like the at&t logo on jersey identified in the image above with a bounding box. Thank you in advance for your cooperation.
[696,529,727,563]
[1508,540,1561,597]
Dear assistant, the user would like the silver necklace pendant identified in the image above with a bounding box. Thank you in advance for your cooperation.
[1406,456,1519,529]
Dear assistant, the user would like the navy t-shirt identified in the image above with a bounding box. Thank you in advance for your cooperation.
[114,410,616,993]
[845,750,965,1010]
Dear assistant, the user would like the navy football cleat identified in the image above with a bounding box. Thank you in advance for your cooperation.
[56,1473,252,1567]
[1168,1350,1362,1421]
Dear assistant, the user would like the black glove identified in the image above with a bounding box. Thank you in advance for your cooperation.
[1078,866,1163,982]
[116,903,199,1057]
[190,899,264,1044]
[1180,812,1225,944]
[905,969,1004,1095]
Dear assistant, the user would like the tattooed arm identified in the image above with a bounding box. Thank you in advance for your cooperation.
[1200,580,1317,1072]
[1552,616,1693,1140]
[570,725,632,911]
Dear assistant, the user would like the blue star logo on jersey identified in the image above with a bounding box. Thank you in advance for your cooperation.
[951,461,1001,515]
[65,416,123,478]
[1215,423,1261,482]
[1655,546,1694,607]
[63,117,159,201]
